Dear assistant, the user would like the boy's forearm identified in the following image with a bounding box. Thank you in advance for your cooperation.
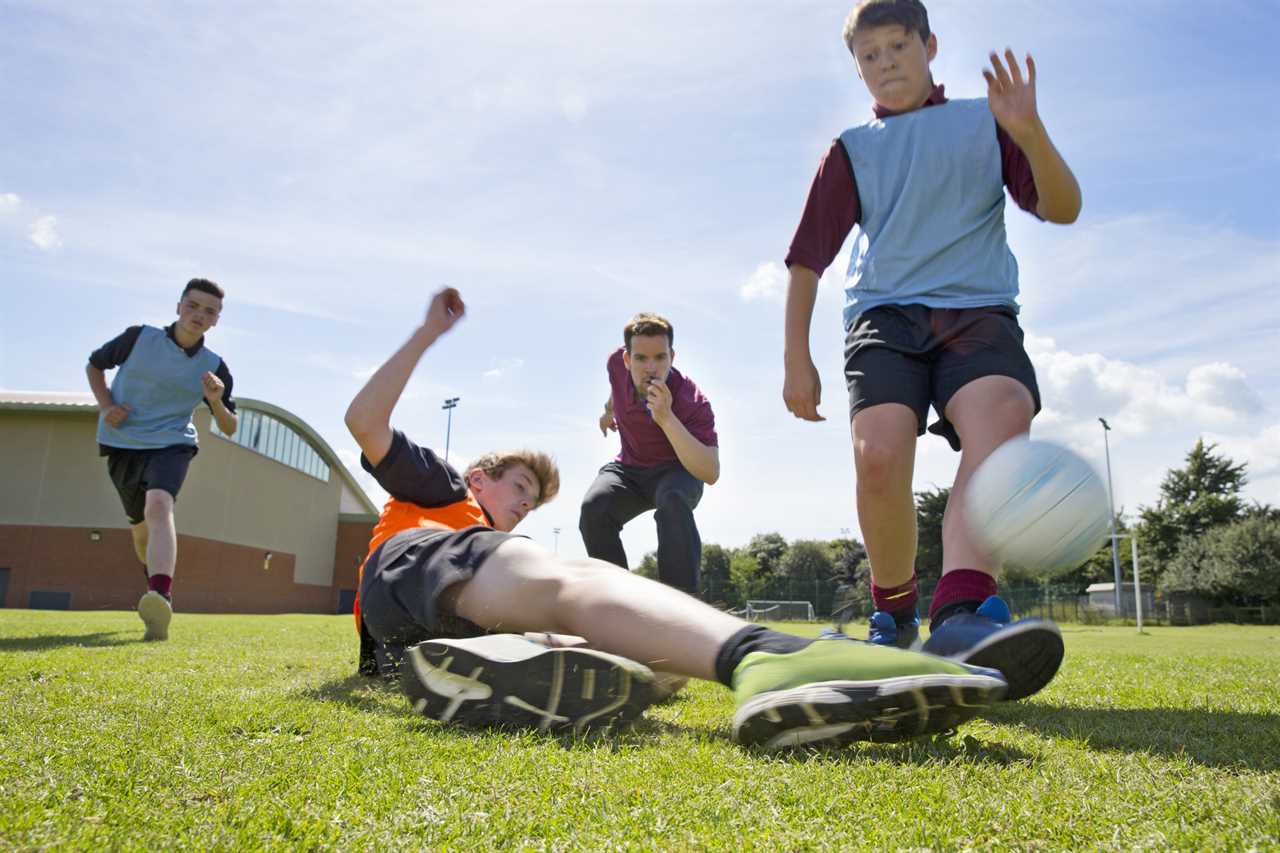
[1017,119,1082,224]
[85,365,114,409]
[208,398,237,435]
[658,417,720,485]
[784,266,821,363]
[346,326,439,442]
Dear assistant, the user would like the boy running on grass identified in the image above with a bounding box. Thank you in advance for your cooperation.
[86,278,238,641]
[346,287,1007,749]
[782,0,1081,698]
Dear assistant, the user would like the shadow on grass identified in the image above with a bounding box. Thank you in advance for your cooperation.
[402,712,692,751]
[745,730,1037,766]
[0,631,136,652]
[301,674,410,719]
[990,703,1280,771]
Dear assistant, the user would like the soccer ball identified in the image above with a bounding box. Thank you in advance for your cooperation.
[965,436,1112,577]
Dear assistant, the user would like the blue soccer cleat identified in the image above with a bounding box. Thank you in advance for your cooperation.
[922,596,1063,701]
[867,609,921,650]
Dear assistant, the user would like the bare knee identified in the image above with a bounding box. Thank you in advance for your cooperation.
[143,491,174,525]
[949,378,1035,450]
[854,439,912,495]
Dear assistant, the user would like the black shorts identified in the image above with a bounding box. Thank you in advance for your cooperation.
[843,304,1041,451]
[105,444,198,524]
[358,526,520,678]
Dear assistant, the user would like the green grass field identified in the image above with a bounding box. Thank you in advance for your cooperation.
[1,611,1277,850]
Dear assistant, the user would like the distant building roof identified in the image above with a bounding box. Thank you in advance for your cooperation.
[0,390,98,409]
[0,390,376,516]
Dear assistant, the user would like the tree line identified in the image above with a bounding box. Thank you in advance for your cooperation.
[635,439,1279,614]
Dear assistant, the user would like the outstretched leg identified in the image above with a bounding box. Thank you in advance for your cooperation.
[923,375,1063,701]
[404,537,1007,746]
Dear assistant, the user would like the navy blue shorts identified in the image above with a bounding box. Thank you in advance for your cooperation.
[357,526,520,678]
[843,304,1041,451]
[105,444,198,525]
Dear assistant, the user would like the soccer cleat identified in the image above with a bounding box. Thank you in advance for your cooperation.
[137,590,172,642]
[922,596,1064,701]
[401,634,659,735]
[731,639,1006,749]
[867,609,921,649]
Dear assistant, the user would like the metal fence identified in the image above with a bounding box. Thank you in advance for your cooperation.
[700,575,1278,626]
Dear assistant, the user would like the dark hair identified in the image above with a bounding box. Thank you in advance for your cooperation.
[844,0,931,53]
[182,278,225,300]
[623,312,674,351]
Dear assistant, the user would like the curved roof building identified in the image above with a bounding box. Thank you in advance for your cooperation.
[0,391,377,614]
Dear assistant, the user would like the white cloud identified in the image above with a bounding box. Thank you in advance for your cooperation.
[28,215,62,250]
[0,193,20,214]
[1186,363,1265,417]
[739,261,787,303]
[482,357,526,381]
[1207,424,1280,484]
[1029,336,1266,441]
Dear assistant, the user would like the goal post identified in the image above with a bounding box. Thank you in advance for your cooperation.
[745,600,816,622]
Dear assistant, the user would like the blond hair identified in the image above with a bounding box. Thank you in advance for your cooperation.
[465,450,560,507]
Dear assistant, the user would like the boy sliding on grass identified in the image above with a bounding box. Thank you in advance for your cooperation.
[86,278,238,641]
[347,287,1007,748]
[782,0,1081,698]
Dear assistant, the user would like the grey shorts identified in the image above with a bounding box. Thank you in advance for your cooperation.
[844,304,1041,451]
[357,526,520,678]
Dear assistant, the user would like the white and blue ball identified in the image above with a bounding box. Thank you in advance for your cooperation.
[965,437,1111,577]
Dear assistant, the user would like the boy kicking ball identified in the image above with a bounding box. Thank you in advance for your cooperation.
[782,0,1081,699]
[346,287,1007,748]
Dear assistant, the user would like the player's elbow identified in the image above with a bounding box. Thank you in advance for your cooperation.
[344,405,371,440]
[1039,191,1082,224]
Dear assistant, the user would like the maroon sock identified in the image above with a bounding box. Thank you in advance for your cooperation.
[147,573,173,599]
[872,575,919,617]
[928,569,996,621]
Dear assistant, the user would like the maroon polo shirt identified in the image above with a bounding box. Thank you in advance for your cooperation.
[785,84,1041,276]
[607,347,718,469]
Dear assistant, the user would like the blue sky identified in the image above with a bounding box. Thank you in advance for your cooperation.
[3,0,1277,565]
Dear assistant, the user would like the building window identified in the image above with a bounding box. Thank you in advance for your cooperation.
[209,408,330,483]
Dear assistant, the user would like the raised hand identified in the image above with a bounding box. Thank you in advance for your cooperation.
[201,371,224,404]
[423,287,466,339]
[984,48,1042,145]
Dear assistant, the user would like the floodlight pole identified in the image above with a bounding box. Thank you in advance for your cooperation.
[442,397,460,463]
[1099,418,1123,615]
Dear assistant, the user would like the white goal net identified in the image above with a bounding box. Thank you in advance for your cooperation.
[741,600,816,622]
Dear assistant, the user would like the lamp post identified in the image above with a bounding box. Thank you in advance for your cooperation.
[1099,418,1123,615]
[553,527,561,554]
[442,397,460,462]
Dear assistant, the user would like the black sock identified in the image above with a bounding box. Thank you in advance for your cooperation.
[930,599,982,631]
[713,625,812,687]
[888,604,918,626]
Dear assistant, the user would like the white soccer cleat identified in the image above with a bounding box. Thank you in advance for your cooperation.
[401,634,659,735]
[137,591,172,642]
